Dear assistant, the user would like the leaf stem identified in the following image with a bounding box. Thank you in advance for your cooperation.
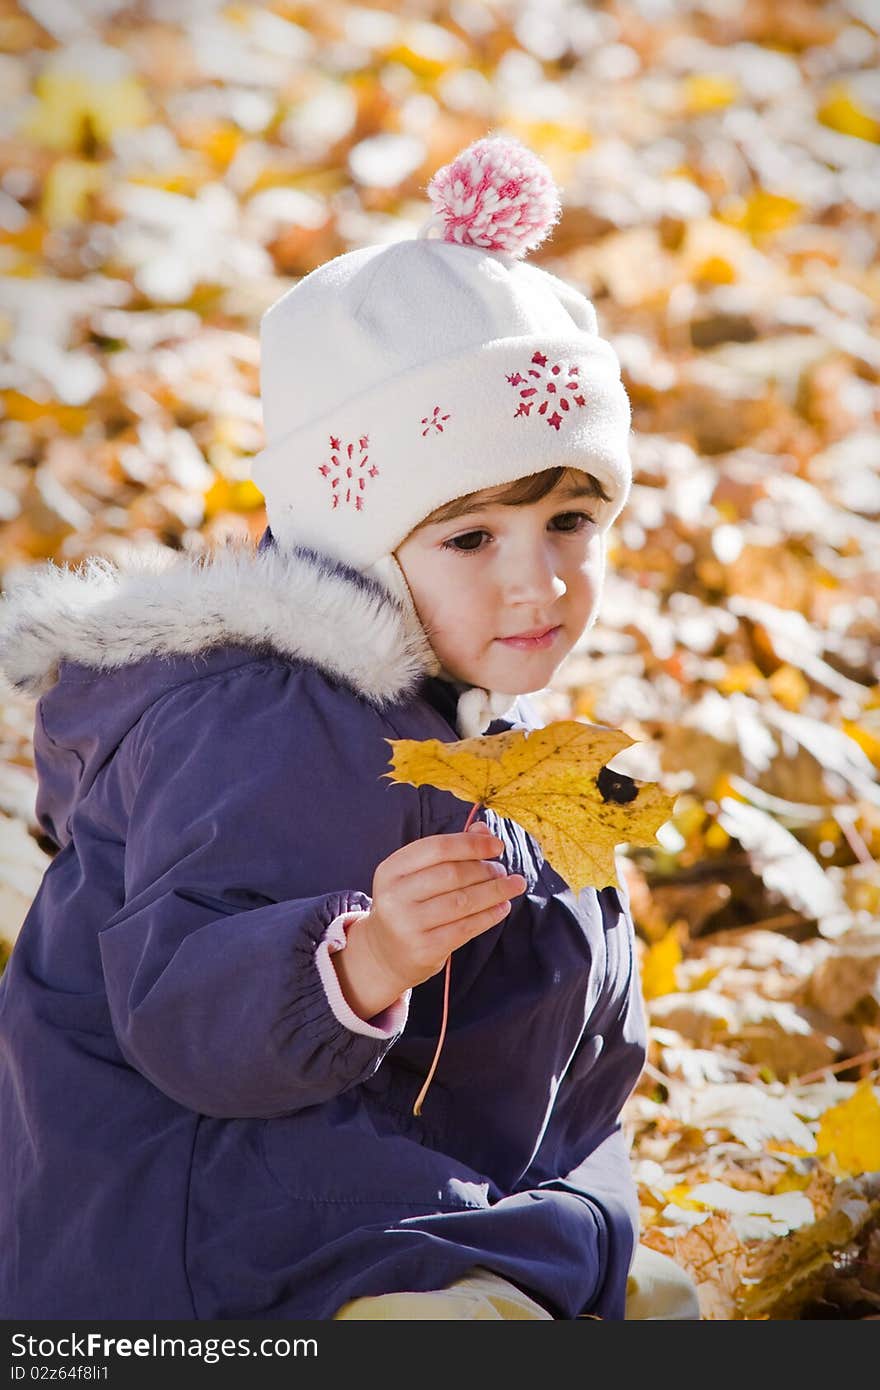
[413,801,483,1116]
[792,1045,880,1088]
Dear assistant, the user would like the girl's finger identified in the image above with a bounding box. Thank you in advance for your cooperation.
[421,872,526,931]
[407,857,508,905]
[431,897,517,954]
[392,830,504,881]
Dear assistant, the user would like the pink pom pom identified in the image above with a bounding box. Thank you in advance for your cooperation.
[424,134,561,259]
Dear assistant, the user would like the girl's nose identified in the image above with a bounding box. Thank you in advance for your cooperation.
[503,546,567,605]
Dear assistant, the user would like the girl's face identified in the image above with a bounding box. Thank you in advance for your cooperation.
[395,474,605,694]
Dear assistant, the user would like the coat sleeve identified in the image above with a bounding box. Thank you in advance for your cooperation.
[97,659,422,1119]
[510,879,648,1319]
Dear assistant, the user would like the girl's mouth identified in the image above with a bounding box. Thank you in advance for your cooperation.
[497,625,561,651]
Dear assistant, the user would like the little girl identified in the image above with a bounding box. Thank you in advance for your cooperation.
[0,136,698,1321]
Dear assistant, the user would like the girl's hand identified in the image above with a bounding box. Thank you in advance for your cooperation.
[332,826,526,1021]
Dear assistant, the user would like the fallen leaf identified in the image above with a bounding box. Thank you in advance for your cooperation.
[807,923,880,1019]
[673,1081,816,1153]
[643,1212,748,1320]
[815,1081,880,1177]
[716,796,849,925]
[648,989,846,1078]
[679,1180,815,1237]
[641,926,683,1000]
[19,49,152,154]
[722,188,803,240]
[739,1172,880,1319]
[1,390,90,435]
[203,475,264,519]
[41,159,107,228]
[384,720,675,892]
[817,83,880,144]
[683,73,739,114]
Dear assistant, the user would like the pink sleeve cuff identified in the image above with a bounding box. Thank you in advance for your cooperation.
[315,909,410,1039]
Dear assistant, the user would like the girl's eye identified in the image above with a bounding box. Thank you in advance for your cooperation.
[553,511,594,533]
[444,529,486,553]
[442,511,595,555]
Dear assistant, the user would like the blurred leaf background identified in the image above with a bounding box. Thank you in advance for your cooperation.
[1,0,879,1318]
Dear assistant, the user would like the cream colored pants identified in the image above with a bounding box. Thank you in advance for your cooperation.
[333,1245,701,1320]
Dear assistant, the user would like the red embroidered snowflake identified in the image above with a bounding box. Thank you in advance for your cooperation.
[421,405,451,436]
[505,351,587,431]
[317,434,379,511]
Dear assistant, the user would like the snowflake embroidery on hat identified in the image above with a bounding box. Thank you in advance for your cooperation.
[421,405,451,437]
[317,434,378,511]
[506,351,587,431]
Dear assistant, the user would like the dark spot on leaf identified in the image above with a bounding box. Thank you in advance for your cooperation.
[596,767,638,804]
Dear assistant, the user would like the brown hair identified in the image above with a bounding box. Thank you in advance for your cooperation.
[414,466,612,530]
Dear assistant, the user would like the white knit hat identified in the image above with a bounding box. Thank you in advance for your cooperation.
[250,134,633,733]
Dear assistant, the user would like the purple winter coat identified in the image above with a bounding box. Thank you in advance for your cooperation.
[0,529,647,1320]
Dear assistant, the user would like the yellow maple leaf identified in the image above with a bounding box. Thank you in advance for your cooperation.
[384,720,675,893]
[815,1080,880,1176]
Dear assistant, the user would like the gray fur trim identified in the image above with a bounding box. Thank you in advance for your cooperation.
[0,540,437,706]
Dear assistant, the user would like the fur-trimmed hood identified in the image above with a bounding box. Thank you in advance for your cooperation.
[0,532,456,847]
[0,533,438,707]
